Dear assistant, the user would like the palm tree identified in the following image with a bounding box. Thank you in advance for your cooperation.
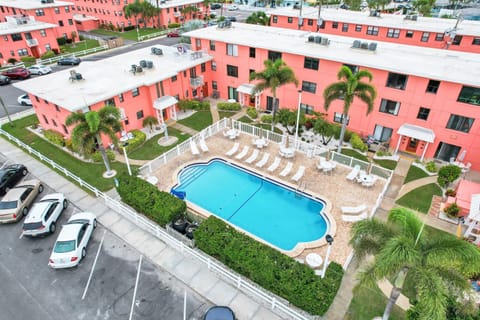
[65,106,122,175]
[350,207,480,320]
[142,115,159,133]
[323,66,376,153]
[250,59,298,131]
[124,0,143,30]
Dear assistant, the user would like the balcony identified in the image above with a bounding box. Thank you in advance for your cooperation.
[26,38,39,47]
[174,12,181,17]
[190,75,204,88]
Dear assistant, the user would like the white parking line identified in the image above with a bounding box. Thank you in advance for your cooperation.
[81,229,106,300]
[129,255,143,320]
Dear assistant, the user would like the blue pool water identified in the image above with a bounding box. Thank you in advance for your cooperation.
[174,159,329,251]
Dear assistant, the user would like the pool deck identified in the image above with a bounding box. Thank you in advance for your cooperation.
[152,133,386,267]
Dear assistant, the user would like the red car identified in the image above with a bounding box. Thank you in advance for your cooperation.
[167,31,180,38]
[2,67,31,80]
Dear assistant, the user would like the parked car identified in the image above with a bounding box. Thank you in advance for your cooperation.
[22,193,68,236]
[17,94,32,106]
[48,212,97,269]
[57,56,81,66]
[1,67,31,80]
[226,16,237,22]
[0,164,28,195]
[27,64,52,75]
[340,3,350,9]
[167,30,180,37]
[227,4,239,10]
[0,75,11,85]
[210,3,222,9]
[0,179,43,224]
[203,306,236,320]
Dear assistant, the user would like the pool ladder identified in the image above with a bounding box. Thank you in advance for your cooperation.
[295,180,307,197]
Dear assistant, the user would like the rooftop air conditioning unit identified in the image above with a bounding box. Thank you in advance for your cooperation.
[352,40,361,48]
[411,15,418,21]
[146,61,153,68]
[139,60,147,68]
[368,42,377,51]
[314,36,321,43]
[360,42,368,49]
[320,37,330,45]
[308,35,314,42]
[151,47,163,55]
[405,15,411,20]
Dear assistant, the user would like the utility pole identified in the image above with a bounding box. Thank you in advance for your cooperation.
[0,96,13,127]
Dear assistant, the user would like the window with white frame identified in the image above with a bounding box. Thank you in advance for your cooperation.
[379,99,400,115]
[333,112,349,124]
[226,43,238,56]
[366,26,379,36]
[387,28,400,38]
[421,32,430,42]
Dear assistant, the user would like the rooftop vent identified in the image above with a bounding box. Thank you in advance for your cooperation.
[130,64,143,75]
[405,14,418,21]
[217,20,232,29]
[352,40,361,48]
[69,70,83,82]
[369,9,380,17]
[351,40,377,51]
[308,35,314,42]
[151,47,163,55]
[41,0,55,3]
[307,35,330,46]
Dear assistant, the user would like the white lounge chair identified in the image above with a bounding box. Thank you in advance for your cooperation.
[291,165,305,182]
[342,212,368,222]
[267,157,281,172]
[280,162,293,177]
[256,153,270,168]
[235,146,249,160]
[346,165,361,181]
[190,140,200,156]
[245,149,260,164]
[199,139,209,152]
[225,142,239,156]
[341,204,367,215]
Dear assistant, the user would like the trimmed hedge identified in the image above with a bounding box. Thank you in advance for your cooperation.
[178,99,210,111]
[350,133,367,152]
[116,174,186,227]
[217,101,241,111]
[437,165,461,187]
[194,216,344,316]
[168,23,181,28]
[260,114,272,123]
[43,129,65,147]
[247,107,258,119]
[123,129,146,152]
[40,50,55,59]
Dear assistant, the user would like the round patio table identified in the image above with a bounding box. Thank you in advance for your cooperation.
[306,253,323,268]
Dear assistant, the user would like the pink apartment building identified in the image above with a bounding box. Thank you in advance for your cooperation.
[184,23,480,169]
[267,7,480,53]
[14,44,212,144]
[0,15,59,61]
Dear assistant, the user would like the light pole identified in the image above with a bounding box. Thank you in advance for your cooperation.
[122,142,132,176]
[294,90,302,148]
[0,96,13,127]
[457,216,465,238]
[321,234,334,278]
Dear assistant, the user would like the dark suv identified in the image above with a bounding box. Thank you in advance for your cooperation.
[210,3,221,9]
[57,56,81,65]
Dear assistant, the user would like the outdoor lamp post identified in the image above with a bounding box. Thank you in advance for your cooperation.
[321,234,334,278]
[122,142,132,176]
[457,216,465,238]
[294,90,302,148]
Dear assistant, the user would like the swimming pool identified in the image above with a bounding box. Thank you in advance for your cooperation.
[174,159,329,251]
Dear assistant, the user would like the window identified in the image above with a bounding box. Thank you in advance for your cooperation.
[40,29,46,37]
[272,15,278,23]
[45,44,51,51]
[379,99,400,115]
[132,88,139,97]
[249,69,255,76]
[24,33,32,40]
[301,81,317,93]
[373,125,393,142]
[55,105,60,112]
[211,61,216,71]
[189,67,196,78]
[226,65,238,77]
[249,47,256,58]
[426,80,440,94]
[333,112,349,125]
[54,7,60,14]
[446,114,474,133]
[300,103,315,115]
[65,6,70,12]
[287,17,293,23]
[68,19,73,25]
[42,115,49,124]
[171,75,177,82]
[201,63,206,73]
[406,30,414,38]
[209,40,215,51]
[52,119,57,127]
[343,64,358,73]
[17,49,28,56]
[226,44,238,56]
[58,20,64,27]
[118,93,124,102]
[387,28,400,38]
[195,39,201,49]
[421,32,429,42]
[11,33,22,41]
[417,107,430,120]
[304,57,319,70]
[62,125,68,134]
[35,9,45,16]
[342,23,348,32]
[434,142,461,162]
[105,98,115,106]
[452,35,462,45]
[435,33,444,41]
[457,86,480,106]
[366,26,379,36]
[3,35,7,41]
[308,19,313,26]
[355,25,362,32]
[472,38,480,45]
[136,110,144,119]
[386,72,408,90]
[268,51,282,61]
[212,81,218,90]
[332,21,338,29]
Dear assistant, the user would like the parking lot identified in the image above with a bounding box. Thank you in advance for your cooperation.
[0,171,212,320]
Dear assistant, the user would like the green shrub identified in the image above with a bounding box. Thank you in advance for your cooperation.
[437,165,462,187]
[91,150,115,162]
[217,101,241,111]
[43,129,65,147]
[116,174,186,227]
[56,37,67,46]
[260,114,272,123]
[122,130,146,152]
[195,216,344,316]
[168,23,181,28]
[178,99,210,111]
[123,25,135,31]
[425,161,437,173]
[332,125,352,142]
[246,107,258,119]
[40,50,55,60]
[7,58,17,64]
[349,133,367,152]
[444,202,460,218]
[20,56,36,64]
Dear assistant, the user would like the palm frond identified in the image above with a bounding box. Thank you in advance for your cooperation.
[355,261,380,289]
[375,235,418,277]
[414,268,448,320]
[349,218,396,259]
[387,207,424,241]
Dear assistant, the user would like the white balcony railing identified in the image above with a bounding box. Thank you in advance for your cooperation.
[26,38,39,47]
[190,75,204,88]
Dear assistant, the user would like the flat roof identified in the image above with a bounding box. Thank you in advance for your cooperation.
[0,20,56,35]
[0,0,72,9]
[267,7,480,36]
[13,45,213,112]
[184,23,480,87]
[73,13,99,22]
[146,0,204,9]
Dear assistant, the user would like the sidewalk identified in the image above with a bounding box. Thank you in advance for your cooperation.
[0,138,285,320]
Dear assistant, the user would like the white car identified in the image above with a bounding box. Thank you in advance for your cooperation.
[17,94,32,106]
[228,4,239,10]
[22,193,68,237]
[27,64,52,75]
[48,212,97,269]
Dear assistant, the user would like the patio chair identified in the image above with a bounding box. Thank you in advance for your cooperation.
[462,162,472,174]
[342,211,368,222]
[235,146,249,160]
[280,162,293,177]
[256,153,270,168]
[245,149,260,164]
[225,142,239,156]
[346,165,361,181]
[199,139,209,152]
[190,140,200,156]
[341,204,367,215]
[291,165,305,182]
[267,157,281,172]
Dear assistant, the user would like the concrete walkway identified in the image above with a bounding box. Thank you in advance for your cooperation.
[397,175,438,199]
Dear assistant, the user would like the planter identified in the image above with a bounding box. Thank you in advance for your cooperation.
[172,217,188,234]
[185,224,199,239]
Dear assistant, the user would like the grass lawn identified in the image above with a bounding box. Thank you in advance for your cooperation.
[1,115,135,192]
[404,165,430,184]
[238,115,253,123]
[341,149,369,162]
[60,39,101,54]
[396,183,442,213]
[128,128,191,160]
[374,159,398,170]
[218,111,238,119]
[177,110,213,131]
[91,28,161,41]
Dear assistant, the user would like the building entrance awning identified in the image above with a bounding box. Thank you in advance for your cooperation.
[153,96,178,111]
[237,84,256,95]
[397,123,435,143]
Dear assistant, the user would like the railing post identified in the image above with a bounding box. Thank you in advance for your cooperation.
[271,297,276,310]
[237,276,242,288]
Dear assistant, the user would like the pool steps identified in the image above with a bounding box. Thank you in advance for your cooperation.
[179,166,208,189]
